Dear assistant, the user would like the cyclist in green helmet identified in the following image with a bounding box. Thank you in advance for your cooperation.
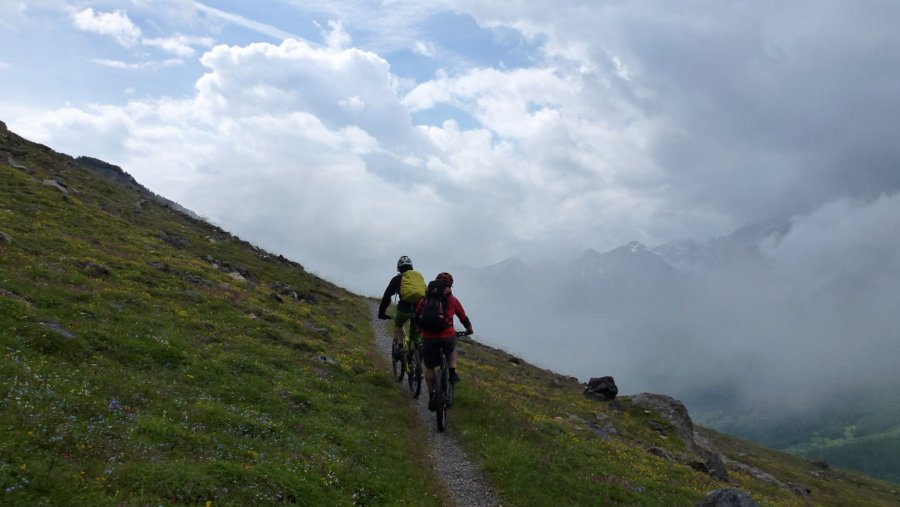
[378,256,425,358]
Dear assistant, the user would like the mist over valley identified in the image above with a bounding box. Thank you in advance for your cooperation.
[457,200,900,482]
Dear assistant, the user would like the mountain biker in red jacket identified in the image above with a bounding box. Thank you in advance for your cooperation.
[417,272,473,411]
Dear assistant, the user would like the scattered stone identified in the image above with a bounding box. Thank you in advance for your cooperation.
[184,274,213,287]
[271,281,316,303]
[787,483,812,500]
[0,288,31,307]
[647,447,675,461]
[108,399,124,413]
[302,320,329,336]
[730,462,784,488]
[229,265,253,280]
[80,261,111,277]
[39,320,76,339]
[228,271,247,282]
[508,356,522,365]
[696,488,759,507]
[147,261,171,273]
[318,355,337,365]
[583,376,618,401]
[589,419,619,440]
[43,179,68,194]
[702,452,729,482]
[134,199,149,211]
[0,231,11,243]
[157,230,190,249]
[648,420,669,436]
[269,292,284,303]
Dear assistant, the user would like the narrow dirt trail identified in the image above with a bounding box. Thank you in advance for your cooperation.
[368,301,502,507]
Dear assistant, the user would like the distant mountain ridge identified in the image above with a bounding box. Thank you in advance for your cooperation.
[459,218,900,486]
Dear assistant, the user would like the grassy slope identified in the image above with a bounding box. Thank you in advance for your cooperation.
[1,130,448,505]
[444,338,900,506]
[3,124,899,506]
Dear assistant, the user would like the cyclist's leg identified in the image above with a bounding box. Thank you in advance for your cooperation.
[447,338,460,383]
[422,339,438,393]
[409,318,421,348]
[393,310,413,355]
[393,315,406,345]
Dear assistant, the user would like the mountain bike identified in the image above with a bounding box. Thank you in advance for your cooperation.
[388,315,424,398]
[434,331,467,432]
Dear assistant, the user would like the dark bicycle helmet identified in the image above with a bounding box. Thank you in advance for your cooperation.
[397,255,413,270]
[435,272,454,286]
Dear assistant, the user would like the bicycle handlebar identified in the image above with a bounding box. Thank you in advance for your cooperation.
[455,331,471,337]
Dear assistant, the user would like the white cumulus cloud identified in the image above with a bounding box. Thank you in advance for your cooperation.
[72,8,142,47]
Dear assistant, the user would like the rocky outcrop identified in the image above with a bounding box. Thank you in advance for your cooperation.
[629,393,729,481]
[696,488,758,507]
[630,393,696,448]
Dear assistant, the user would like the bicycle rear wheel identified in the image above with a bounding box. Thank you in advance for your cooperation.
[446,370,455,408]
[436,354,449,432]
[407,345,423,398]
[391,341,405,382]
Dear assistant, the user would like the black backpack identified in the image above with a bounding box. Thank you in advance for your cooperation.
[416,280,452,331]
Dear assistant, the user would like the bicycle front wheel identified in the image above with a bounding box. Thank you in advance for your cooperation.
[407,346,423,398]
[391,341,405,382]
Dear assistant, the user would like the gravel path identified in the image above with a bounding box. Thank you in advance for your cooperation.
[369,301,502,507]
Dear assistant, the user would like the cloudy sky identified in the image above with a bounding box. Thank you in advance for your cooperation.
[2,0,900,298]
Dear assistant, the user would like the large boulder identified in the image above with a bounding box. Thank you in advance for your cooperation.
[629,393,696,448]
[583,376,618,401]
[696,488,758,507]
[630,392,730,481]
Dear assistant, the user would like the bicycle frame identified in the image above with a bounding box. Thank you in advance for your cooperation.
[388,313,423,398]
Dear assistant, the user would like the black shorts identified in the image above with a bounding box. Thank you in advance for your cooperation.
[422,337,455,369]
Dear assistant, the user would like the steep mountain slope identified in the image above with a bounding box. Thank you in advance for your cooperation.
[2,121,899,505]
[0,122,446,505]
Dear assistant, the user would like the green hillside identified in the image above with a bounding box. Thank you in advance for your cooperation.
[2,121,899,505]
[0,124,445,505]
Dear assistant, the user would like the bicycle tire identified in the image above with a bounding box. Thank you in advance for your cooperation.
[447,370,455,408]
[407,345,423,398]
[436,352,449,432]
[391,340,405,382]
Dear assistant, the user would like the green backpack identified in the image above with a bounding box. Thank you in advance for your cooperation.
[399,270,426,304]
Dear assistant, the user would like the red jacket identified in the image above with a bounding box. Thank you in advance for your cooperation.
[416,293,471,339]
